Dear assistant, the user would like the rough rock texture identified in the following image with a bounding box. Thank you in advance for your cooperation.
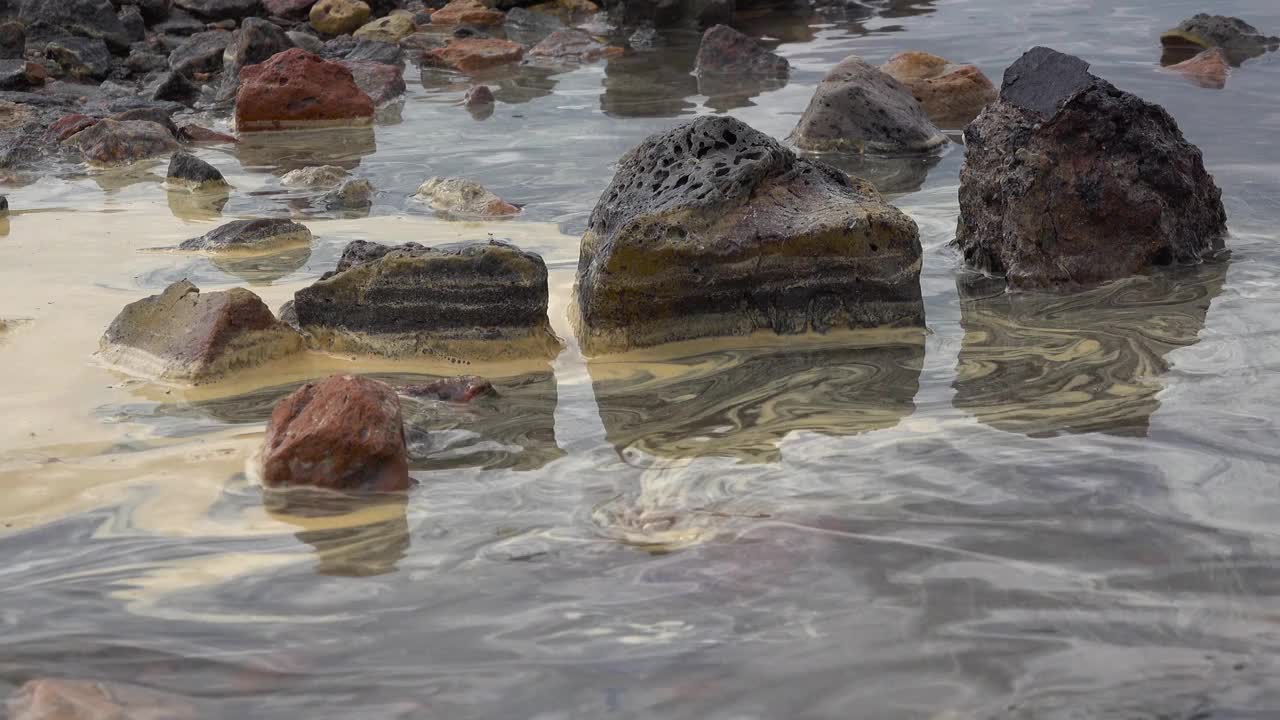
[791,55,946,154]
[234,48,374,130]
[216,17,294,102]
[353,14,415,42]
[526,28,622,64]
[178,218,313,252]
[292,239,560,360]
[603,0,732,28]
[953,47,1227,289]
[282,164,349,187]
[260,374,411,492]
[325,36,404,66]
[150,70,200,104]
[694,24,788,77]
[174,0,261,20]
[320,177,373,210]
[415,176,519,217]
[1164,47,1230,89]
[336,59,406,104]
[401,375,495,402]
[424,38,525,73]
[430,0,505,26]
[310,0,371,35]
[166,150,229,189]
[62,119,179,166]
[264,0,316,18]
[880,51,996,128]
[17,0,132,53]
[573,115,924,354]
[288,30,325,54]
[119,6,147,44]
[504,7,564,45]
[8,679,197,720]
[168,29,232,76]
[46,37,113,81]
[1161,14,1279,66]
[99,280,303,383]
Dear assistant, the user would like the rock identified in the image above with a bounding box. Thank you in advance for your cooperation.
[503,7,564,45]
[260,374,411,492]
[309,0,370,36]
[264,0,316,18]
[953,47,1227,289]
[282,164,349,187]
[8,678,197,720]
[463,84,494,118]
[168,29,232,77]
[124,0,174,24]
[353,15,415,43]
[526,28,622,64]
[62,119,179,166]
[602,0,731,29]
[292,239,560,359]
[1161,14,1279,66]
[414,176,518,217]
[1164,47,1230,89]
[694,24,788,77]
[45,37,113,81]
[111,106,180,138]
[879,51,996,128]
[431,0,505,26]
[0,195,7,215]
[323,36,405,66]
[179,123,238,143]
[17,0,132,54]
[50,113,99,141]
[172,0,261,21]
[217,17,294,102]
[127,47,170,75]
[573,115,924,354]
[178,218,312,252]
[154,9,206,36]
[235,48,374,131]
[149,70,201,104]
[321,177,373,209]
[790,55,946,155]
[119,6,147,44]
[166,150,229,190]
[401,375,495,402]
[0,59,46,90]
[99,279,303,383]
[425,38,525,74]
[287,30,324,54]
[336,59,405,104]
[0,21,24,59]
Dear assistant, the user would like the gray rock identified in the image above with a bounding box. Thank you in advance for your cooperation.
[154,9,206,36]
[17,0,132,53]
[574,115,925,354]
[526,29,620,65]
[45,37,113,81]
[173,0,261,21]
[503,7,564,46]
[121,0,173,24]
[119,5,147,44]
[414,176,518,218]
[111,106,179,138]
[62,118,179,166]
[178,218,313,252]
[694,24,788,77]
[0,20,25,59]
[126,47,170,75]
[323,37,404,67]
[216,17,293,102]
[321,177,373,210]
[602,0,733,28]
[790,55,946,155]
[335,59,405,105]
[166,150,229,190]
[1000,45,1092,117]
[953,47,1227,289]
[1161,13,1279,66]
[0,59,42,90]
[98,279,303,383]
[281,164,349,187]
[287,30,324,55]
[292,239,561,360]
[149,70,200,104]
[168,30,231,77]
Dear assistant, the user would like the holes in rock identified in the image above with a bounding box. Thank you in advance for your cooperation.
[714,167,730,177]
[723,129,737,145]
[673,175,689,189]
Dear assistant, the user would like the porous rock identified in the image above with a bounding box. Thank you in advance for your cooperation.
[953,47,1227,288]
[573,115,924,354]
[178,218,313,252]
[879,51,996,128]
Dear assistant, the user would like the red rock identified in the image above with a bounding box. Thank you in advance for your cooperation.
[1165,47,1230,90]
[424,38,524,74]
[8,678,197,720]
[234,48,374,131]
[401,375,495,402]
[49,113,99,141]
[430,0,504,25]
[179,123,239,143]
[261,374,411,492]
[263,0,316,18]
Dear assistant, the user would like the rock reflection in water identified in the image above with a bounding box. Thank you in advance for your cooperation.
[953,261,1227,438]
[588,331,925,464]
[421,65,560,107]
[699,73,788,113]
[166,187,230,221]
[234,127,377,174]
[263,491,410,578]
[601,40,699,118]
[817,150,944,195]
[132,245,313,289]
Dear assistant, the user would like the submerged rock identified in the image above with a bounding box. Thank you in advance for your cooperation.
[1164,47,1230,89]
[464,84,495,115]
[1161,14,1278,66]
[8,678,198,720]
[425,38,525,74]
[320,177,374,210]
[99,279,303,383]
[401,375,495,402]
[310,0,371,35]
[282,164,349,187]
[292,239,560,360]
[261,374,411,492]
[526,29,623,64]
[335,59,406,104]
[693,24,788,78]
[573,115,924,354]
[790,55,946,155]
[166,150,229,190]
[178,218,313,252]
[234,48,374,131]
[180,123,238,143]
[414,176,519,217]
[430,0,505,26]
[953,47,1227,288]
[62,119,179,167]
[879,51,996,128]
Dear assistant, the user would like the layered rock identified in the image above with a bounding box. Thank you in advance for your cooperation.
[260,374,411,492]
[693,24,788,77]
[573,115,924,354]
[1161,14,1278,66]
[879,51,996,128]
[99,279,303,383]
[177,218,313,252]
[414,176,518,217]
[292,239,560,359]
[953,47,1227,288]
[790,55,946,154]
[234,48,374,130]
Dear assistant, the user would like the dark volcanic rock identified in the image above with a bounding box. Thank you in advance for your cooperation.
[292,239,561,360]
[790,55,946,155]
[264,0,317,18]
[1161,14,1279,66]
[99,279,303,383]
[127,47,170,75]
[45,37,113,81]
[166,150,229,189]
[261,374,411,492]
[178,218,313,252]
[61,119,179,166]
[149,70,200,104]
[112,106,179,137]
[122,0,174,24]
[0,21,25,59]
[154,9,206,35]
[168,29,232,77]
[17,0,132,53]
[573,115,924,354]
[694,24,788,77]
[173,0,261,20]
[234,48,374,131]
[953,47,1227,289]
[216,17,294,102]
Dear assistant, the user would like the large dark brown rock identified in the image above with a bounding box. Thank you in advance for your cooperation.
[261,374,411,492]
[573,115,924,354]
[292,239,561,360]
[953,47,1227,289]
[234,48,374,131]
[166,150,229,189]
[99,279,303,383]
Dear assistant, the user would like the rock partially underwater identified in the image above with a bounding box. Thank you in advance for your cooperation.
[879,51,997,128]
[953,47,1227,289]
[177,218,314,253]
[573,115,924,355]
[234,49,375,131]
[1160,14,1278,66]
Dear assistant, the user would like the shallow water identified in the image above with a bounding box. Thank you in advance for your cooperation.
[3,0,1280,717]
